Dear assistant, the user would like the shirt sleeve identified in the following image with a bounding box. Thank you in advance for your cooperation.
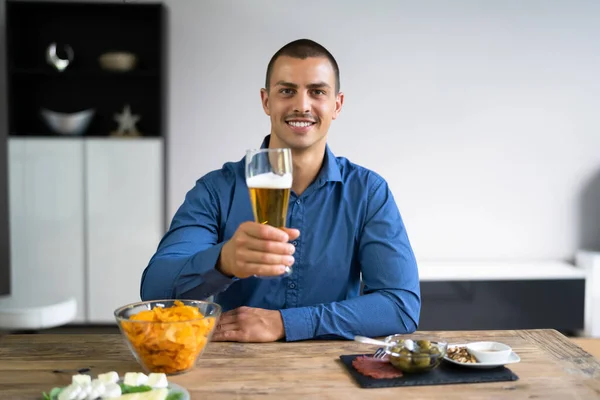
[140,173,236,301]
[280,176,421,341]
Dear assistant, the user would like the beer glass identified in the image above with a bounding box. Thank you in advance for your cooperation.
[245,148,293,276]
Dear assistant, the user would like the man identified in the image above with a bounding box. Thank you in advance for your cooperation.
[141,39,421,342]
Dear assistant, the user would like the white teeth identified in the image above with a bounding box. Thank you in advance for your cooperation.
[287,121,313,128]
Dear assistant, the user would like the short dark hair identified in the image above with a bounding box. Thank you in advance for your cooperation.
[265,39,340,94]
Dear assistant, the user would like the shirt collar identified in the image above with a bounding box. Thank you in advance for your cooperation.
[259,135,342,184]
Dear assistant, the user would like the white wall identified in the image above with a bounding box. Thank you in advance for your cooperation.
[165,0,600,262]
[2,0,599,263]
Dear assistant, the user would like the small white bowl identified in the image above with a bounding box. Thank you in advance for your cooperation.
[466,341,512,364]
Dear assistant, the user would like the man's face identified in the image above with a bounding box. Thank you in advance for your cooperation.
[261,56,343,152]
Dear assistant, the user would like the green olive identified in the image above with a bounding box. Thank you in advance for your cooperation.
[417,340,432,351]
[413,354,431,368]
[392,356,412,370]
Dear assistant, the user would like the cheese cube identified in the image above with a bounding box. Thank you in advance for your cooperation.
[75,383,90,400]
[85,389,101,400]
[87,379,106,399]
[98,371,119,384]
[123,372,148,386]
[71,374,91,386]
[146,373,168,388]
[58,384,81,400]
[102,382,122,398]
[91,379,105,391]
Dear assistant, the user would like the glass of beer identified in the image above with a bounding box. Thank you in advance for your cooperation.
[245,148,293,276]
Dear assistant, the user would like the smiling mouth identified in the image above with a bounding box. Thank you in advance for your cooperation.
[286,121,315,128]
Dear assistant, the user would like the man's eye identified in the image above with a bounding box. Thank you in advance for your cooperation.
[280,88,295,95]
[313,90,326,95]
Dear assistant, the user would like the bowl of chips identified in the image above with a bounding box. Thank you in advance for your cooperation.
[114,299,221,375]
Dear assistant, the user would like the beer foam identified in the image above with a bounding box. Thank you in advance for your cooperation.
[247,172,292,189]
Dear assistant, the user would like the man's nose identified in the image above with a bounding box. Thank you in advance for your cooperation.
[293,92,310,113]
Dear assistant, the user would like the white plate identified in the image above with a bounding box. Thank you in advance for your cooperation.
[45,381,190,400]
[118,380,190,400]
[444,344,521,369]
[167,382,191,400]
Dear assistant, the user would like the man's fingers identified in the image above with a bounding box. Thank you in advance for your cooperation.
[282,228,300,241]
[243,222,289,242]
[215,322,238,333]
[212,329,244,342]
[244,263,288,277]
[230,223,299,278]
[218,306,249,322]
[245,238,295,255]
[216,314,237,326]
[238,249,294,266]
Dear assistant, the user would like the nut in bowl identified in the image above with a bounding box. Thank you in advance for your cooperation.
[384,335,448,373]
[114,299,221,375]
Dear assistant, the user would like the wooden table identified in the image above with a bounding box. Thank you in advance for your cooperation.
[1,329,600,399]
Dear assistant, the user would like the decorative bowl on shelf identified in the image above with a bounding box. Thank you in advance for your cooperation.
[98,51,137,72]
[40,108,95,135]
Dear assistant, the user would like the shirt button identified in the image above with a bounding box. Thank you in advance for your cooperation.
[296,199,301,205]
[292,241,298,246]
[289,283,296,289]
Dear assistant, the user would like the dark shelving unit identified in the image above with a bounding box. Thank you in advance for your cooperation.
[5,0,166,138]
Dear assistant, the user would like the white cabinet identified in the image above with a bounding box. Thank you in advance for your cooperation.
[85,139,164,322]
[6,137,164,325]
[7,138,86,322]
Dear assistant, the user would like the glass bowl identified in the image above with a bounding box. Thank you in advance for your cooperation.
[114,299,221,375]
[384,334,448,373]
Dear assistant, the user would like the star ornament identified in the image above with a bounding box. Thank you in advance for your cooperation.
[112,104,141,136]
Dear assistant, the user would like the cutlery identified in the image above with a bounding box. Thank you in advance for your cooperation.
[354,336,417,352]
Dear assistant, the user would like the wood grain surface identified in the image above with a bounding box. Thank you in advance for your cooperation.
[1,329,599,399]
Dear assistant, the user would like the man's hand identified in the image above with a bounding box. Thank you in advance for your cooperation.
[212,306,285,342]
[218,221,300,279]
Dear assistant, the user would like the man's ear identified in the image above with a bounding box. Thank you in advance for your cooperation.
[332,91,344,120]
[260,88,270,116]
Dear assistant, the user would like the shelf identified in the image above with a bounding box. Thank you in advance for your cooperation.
[9,133,162,139]
[6,1,165,138]
[9,67,159,78]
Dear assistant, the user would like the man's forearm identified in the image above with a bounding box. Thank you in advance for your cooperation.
[215,242,233,277]
[140,242,234,300]
[279,289,420,341]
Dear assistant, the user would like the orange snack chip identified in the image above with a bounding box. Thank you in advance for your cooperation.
[120,300,216,374]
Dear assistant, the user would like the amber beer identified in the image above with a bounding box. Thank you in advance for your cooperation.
[245,148,293,276]
[247,173,292,228]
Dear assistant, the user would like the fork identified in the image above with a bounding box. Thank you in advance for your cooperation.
[373,347,387,359]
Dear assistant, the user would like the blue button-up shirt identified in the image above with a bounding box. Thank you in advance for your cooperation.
[141,136,421,341]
